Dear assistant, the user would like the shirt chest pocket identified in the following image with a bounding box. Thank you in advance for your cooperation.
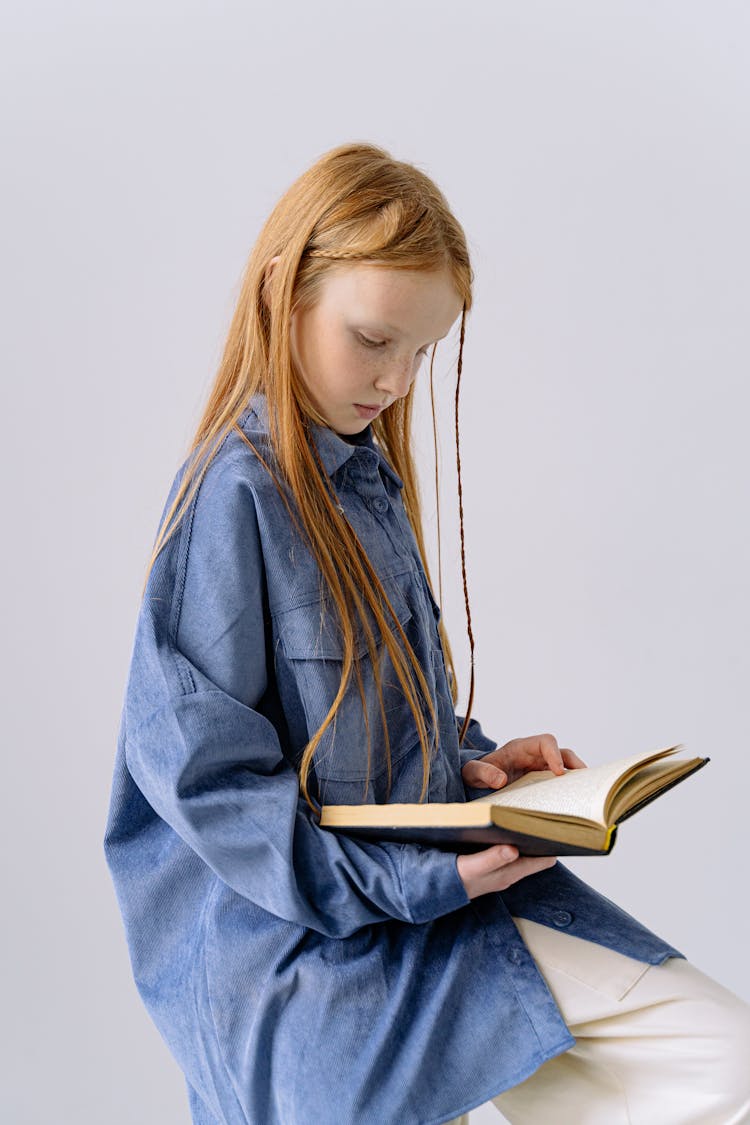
[274,572,427,787]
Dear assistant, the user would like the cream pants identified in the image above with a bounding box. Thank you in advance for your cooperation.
[445,915,750,1125]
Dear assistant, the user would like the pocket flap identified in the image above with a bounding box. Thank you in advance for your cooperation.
[276,572,414,661]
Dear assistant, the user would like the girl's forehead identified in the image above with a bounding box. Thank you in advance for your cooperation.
[319,262,462,334]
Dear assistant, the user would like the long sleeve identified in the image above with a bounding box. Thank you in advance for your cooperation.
[122,455,471,939]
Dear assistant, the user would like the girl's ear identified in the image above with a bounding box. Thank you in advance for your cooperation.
[262,255,282,311]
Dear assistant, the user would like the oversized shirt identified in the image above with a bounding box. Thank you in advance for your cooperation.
[103,391,683,1125]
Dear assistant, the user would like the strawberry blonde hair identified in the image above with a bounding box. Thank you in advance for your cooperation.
[141,140,476,813]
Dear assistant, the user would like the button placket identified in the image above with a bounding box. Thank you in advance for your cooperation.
[347,469,415,567]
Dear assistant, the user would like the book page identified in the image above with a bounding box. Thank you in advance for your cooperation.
[470,745,683,826]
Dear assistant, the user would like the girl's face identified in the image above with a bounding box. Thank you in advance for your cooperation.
[280,260,464,435]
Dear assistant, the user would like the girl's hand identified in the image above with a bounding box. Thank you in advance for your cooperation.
[457,733,587,899]
[457,845,557,899]
[460,732,587,791]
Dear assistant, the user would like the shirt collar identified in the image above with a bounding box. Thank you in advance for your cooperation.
[239,391,404,491]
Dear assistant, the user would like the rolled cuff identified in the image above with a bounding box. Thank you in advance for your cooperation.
[399,844,471,924]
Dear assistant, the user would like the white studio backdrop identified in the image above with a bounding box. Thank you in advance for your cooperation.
[1,2,747,1122]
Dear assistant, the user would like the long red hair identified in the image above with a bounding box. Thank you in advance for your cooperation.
[141,141,476,813]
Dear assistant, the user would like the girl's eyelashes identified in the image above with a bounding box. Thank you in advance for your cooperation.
[357,332,387,349]
[357,332,431,359]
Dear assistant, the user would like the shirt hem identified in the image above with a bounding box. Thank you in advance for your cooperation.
[420,1031,576,1125]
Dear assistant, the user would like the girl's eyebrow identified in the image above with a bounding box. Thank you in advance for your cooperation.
[361,320,446,343]
[353,319,404,336]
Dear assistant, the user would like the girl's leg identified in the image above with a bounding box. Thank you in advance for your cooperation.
[490,916,750,1125]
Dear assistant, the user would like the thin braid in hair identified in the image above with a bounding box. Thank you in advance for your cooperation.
[454,303,475,744]
[428,344,444,618]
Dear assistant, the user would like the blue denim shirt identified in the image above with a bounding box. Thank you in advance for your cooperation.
[103,392,682,1125]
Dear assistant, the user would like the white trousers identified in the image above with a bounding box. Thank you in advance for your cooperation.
[445,915,750,1125]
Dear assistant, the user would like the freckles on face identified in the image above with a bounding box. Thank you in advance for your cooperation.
[289,263,464,433]
[290,303,366,412]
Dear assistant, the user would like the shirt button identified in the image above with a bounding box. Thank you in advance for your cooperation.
[507,947,524,965]
[372,497,388,512]
[551,909,573,927]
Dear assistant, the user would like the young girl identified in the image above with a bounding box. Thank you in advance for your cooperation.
[103,141,750,1125]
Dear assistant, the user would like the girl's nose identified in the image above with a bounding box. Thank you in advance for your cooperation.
[374,358,419,401]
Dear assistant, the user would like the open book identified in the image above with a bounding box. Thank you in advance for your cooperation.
[319,744,709,856]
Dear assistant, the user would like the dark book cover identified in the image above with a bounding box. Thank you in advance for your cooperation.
[320,757,709,857]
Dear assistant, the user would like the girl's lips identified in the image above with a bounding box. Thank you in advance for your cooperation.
[354,403,382,418]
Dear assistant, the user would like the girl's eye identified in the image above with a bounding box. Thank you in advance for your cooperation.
[358,333,386,349]
[358,332,431,359]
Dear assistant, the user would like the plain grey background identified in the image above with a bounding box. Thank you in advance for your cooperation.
[2,2,748,1122]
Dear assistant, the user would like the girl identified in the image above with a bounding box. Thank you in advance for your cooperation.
[103,141,750,1125]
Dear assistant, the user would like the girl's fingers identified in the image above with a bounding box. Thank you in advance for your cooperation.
[474,738,586,788]
[534,737,587,773]
[485,765,507,787]
[460,760,507,789]
[515,855,557,877]
[457,845,558,898]
[560,747,587,769]
[536,734,566,775]
[484,847,556,878]
[463,844,518,874]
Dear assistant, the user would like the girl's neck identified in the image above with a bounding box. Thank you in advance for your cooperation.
[335,424,373,446]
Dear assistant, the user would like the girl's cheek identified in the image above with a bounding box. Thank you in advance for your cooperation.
[346,359,376,386]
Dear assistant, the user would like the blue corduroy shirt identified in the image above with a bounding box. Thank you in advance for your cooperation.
[103,392,682,1125]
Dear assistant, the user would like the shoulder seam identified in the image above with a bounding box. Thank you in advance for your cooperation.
[167,429,258,692]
